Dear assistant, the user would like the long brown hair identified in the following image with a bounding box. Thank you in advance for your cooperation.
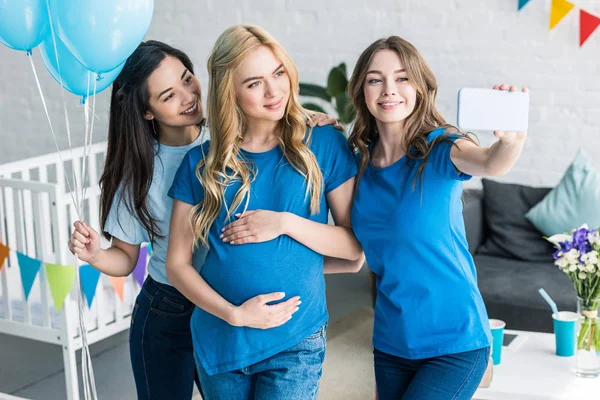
[347,36,475,188]
[100,41,198,241]
[191,25,322,246]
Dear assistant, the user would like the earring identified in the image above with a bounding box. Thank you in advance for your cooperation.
[151,119,158,137]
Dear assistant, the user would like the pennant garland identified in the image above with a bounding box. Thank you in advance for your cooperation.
[0,238,151,312]
[133,246,148,287]
[79,264,101,308]
[518,0,600,47]
[518,0,532,11]
[550,0,575,30]
[46,263,76,312]
[16,252,42,300]
[580,9,600,46]
[0,242,9,271]
[109,276,126,302]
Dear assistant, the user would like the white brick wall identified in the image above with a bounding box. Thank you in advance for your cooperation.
[1,0,598,187]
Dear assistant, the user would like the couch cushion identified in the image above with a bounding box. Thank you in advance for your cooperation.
[477,179,554,262]
[475,255,576,332]
[525,149,600,236]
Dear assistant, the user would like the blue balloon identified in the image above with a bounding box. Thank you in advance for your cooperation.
[39,35,123,98]
[0,0,49,51]
[51,0,153,73]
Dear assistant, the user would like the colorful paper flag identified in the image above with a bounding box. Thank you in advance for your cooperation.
[16,252,42,300]
[550,0,575,30]
[518,0,532,11]
[0,241,9,270]
[79,265,101,308]
[133,246,148,287]
[580,9,600,47]
[46,264,76,312]
[109,276,126,302]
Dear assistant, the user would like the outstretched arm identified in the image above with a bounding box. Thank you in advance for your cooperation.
[450,85,528,177]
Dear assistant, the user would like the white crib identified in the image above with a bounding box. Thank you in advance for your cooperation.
[0,142,140,400]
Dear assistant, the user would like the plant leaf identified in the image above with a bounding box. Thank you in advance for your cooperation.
[302,102,327,114]
[327,66,348,98]
[299,83,330,102]
[337,63,347,78]
[335,93,355,124]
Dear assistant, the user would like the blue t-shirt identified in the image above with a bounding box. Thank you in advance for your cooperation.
[105,131,208,285]
[168,125,357,375]
[351,128,491,359]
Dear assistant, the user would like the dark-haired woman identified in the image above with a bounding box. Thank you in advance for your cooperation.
[67,40,337,399]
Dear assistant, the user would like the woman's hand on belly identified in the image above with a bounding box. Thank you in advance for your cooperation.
[228,292,302,329]
[221,210,284,244]
[230,292,301,329]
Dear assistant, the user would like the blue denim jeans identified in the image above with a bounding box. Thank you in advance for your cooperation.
[196,323,327,400]
[374,346,490,400]
[129,275,201,400]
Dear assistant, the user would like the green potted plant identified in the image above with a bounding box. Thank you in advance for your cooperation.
[299,62,355,127]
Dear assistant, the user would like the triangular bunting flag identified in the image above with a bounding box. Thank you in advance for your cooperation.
[518,0,532,11]
[79,265,101,308]
[109,276,126,302]
[580,10,600,47]
[0,241,9,270]
[16,252,42,300]
[133,246,148,287]
[550,0,575,30]
[46,264,76,312]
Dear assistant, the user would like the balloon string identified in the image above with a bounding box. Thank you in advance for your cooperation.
[45,0,79,211]
[41,3,99,398]
[27,54,78,209]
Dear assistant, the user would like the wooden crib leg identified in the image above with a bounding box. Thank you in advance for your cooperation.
[62,345,79,400]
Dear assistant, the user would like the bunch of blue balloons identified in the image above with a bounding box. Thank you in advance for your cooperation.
[0,0,154,98]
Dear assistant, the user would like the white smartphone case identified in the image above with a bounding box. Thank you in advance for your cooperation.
[457,88,529,132]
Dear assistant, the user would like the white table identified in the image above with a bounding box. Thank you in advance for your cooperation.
[474,329,599,400]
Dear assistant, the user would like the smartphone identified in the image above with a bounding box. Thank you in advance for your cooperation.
[457,88,529,132]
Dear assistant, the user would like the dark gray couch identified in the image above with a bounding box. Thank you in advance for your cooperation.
[463,188,576,333]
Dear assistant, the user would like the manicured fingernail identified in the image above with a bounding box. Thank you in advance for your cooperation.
[294,307,299,312]
[297,301,302,305]
[221,228,224,232]
[220,234,223,238]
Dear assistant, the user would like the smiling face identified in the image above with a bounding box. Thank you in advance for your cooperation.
[144,55,204,127]
[233,45,291,126]
[363,49,417,128]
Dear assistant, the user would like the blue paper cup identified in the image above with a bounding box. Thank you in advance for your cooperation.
[489,319,506,365]
[552,311,578,357]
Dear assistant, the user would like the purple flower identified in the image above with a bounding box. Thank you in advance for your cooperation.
[560,241,573,252]
[553,248,561,260]
[573,226,591,253]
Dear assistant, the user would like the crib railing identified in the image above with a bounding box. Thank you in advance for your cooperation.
[0,142,138,400]
[0,141,107,229]
[0,178,68,341]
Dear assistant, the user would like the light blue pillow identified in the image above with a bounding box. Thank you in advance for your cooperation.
[525,149,600,236]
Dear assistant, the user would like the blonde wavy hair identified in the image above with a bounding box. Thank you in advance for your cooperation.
[192,25,323,246]
[347,36,476,189]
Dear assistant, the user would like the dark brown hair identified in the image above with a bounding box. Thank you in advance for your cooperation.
[99,40,197,241]
[347,36,475,188]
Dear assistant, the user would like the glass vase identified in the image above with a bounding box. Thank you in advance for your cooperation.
[575,297,600,378]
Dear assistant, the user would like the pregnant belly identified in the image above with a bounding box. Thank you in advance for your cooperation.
[201,237,324,305]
